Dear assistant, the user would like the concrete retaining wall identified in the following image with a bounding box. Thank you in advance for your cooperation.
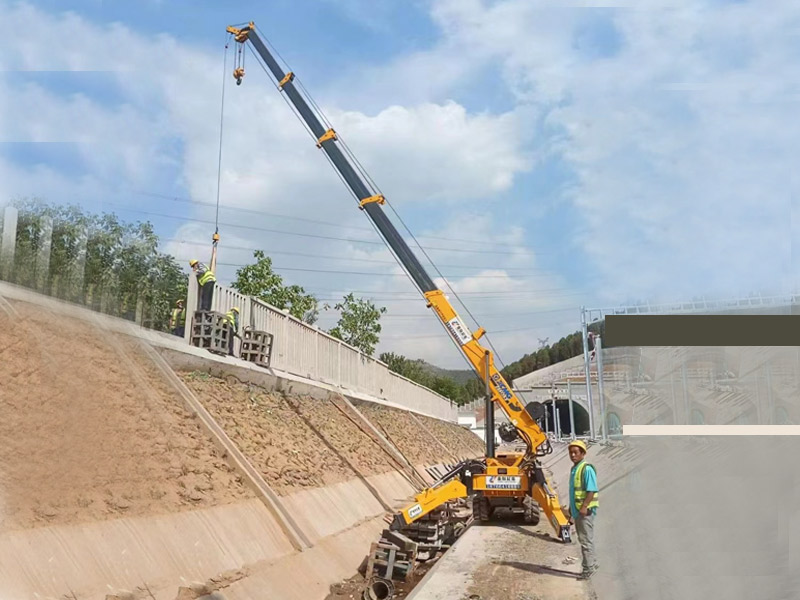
[159,345,455,423]
[0,464,452,600]
[0,499,294,600]
[194,278,457,422]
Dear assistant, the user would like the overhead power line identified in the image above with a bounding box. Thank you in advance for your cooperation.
[378,319,579,340]
[164,237,561,273]
[93,200,536,256]
[355,307,579,318]
[184,259,568,281]
[95,194,556,256]
[157,188,531,247]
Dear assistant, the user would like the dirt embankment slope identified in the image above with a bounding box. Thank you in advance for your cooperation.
[353,400,484,463]
[180,372,399,495]
[0,295,482,533]
[0,299,252,531]
[180,374,484,495]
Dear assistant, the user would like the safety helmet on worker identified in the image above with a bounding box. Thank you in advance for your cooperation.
[568,440,588,453]
[176,299,184,306]
[232,307,240,313]
[189,259,199,267]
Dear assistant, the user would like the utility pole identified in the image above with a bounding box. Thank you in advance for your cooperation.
[596,336,608,442]
[567,380,577,440]
[581,307,596,439]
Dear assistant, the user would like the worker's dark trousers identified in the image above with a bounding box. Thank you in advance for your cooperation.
[199,281,214,311]
[172,326,185,338]
[576,513,598,572]
[228,326,236,356]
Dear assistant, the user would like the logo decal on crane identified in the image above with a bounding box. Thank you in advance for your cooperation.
[486,475,521,489]
[446,316,472,346]
[491,373,513,400]
[408,504,423,519]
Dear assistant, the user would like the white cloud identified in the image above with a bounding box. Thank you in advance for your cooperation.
[328,102,532,203]
[0,1,553,367]
[369,0,800,303]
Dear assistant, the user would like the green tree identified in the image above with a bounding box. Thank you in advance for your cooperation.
[462,377,486,404]
[500,331,589,382]
[379,350,483,406]
[8,198,186,329]
[429,376,461,403]
[231,250,318,321]
[329,293,386,355]
[301,299,329,326]
[379,352,428,382]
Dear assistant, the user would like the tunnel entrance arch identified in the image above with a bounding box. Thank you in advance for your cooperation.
[542,399,591,437]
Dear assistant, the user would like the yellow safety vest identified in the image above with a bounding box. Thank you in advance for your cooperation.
[573,462,599,510]
[171,307,185,326]
[196,264,216,286]
[225,310,239,332]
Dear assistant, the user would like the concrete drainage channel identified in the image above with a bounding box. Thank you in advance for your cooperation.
[323,501,475,600]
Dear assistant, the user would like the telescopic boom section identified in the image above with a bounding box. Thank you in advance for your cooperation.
[228,22,546,453]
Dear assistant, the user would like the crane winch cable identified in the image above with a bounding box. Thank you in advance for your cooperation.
[209,34,232,270]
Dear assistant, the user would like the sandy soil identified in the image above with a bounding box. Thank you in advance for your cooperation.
[0,299,252,531]
[180,372,403,495]
[0,294,482,533]
[417,413,486,459]
[353,400,484,465]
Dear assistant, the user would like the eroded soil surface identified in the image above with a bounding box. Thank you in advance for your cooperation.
[0,299,252,531]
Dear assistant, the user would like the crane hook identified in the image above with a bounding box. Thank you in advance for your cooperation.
[233,67,245,85]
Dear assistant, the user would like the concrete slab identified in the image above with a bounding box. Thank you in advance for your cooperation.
[221,515,388,600]
[0,499,294,600]
[282,478,385,543]
[367,470,418,507]
[407,522,589,600]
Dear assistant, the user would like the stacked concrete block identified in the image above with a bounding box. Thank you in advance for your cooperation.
[240,328,274,368]
[191,310,230,355]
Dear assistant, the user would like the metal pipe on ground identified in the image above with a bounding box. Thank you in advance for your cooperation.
[364,577,394,600]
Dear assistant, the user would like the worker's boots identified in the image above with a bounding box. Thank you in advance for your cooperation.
[577,564,599,580]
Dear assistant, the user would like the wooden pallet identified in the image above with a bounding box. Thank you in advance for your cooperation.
[240,328,274,368]
[190,311,230,355]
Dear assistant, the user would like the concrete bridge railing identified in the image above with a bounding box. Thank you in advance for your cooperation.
[186,276,458,422]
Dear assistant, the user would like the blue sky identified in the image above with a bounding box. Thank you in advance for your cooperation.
[1,0,798,368]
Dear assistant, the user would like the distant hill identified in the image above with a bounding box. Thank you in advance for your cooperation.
[499,325,603,383]
[418,361,476,385]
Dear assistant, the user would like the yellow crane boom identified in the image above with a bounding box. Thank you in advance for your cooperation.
[226,21,572,543]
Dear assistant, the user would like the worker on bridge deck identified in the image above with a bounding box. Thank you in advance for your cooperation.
[189,259,216,311]
[568,439,599,580]
[169,299,186,337]
[225,306,240,357]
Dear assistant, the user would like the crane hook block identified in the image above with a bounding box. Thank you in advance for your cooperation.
[359,194,386,209]
[227,22,254,43]
[212,232,220,242]
[278,71,295,89]
[316,129,337,148]
[233,67,245,85]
